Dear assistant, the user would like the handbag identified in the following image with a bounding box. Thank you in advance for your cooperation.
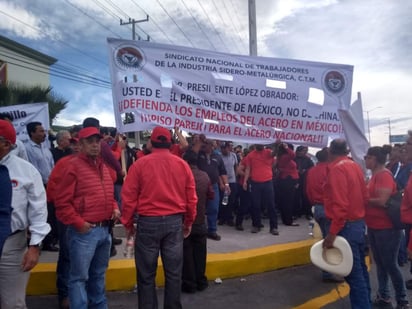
[385,190,405,229]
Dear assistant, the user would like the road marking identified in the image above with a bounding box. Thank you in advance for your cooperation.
[293,283,349,309]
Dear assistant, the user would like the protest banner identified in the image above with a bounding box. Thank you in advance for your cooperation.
[0,102,50,144]
[107,39,353,147]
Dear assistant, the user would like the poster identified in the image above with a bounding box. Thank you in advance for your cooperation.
[107,39,353,147]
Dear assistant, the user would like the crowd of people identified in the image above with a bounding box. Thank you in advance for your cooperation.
[1,111,412,309]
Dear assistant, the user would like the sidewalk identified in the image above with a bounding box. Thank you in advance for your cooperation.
[29,217,317,295]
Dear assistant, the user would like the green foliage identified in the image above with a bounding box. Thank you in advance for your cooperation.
[0,82,68,124]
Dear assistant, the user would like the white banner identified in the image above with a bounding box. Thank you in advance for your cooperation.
[107,39,353,147]
[0,102,50,144]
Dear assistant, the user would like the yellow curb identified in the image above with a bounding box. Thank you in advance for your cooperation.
[293,283,350,309]
[27,239,317,295]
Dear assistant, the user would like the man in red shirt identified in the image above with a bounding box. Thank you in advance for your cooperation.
[307,147,344,283]
[121,126,197,309]
[243,144,279,235]
[54,127,120,309]
[323,139,370,308]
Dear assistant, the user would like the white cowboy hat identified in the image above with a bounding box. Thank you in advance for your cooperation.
[310,236,353,277]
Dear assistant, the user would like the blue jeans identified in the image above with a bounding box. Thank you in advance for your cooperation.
[206,183,220,234]
[313,205,334,280]
[67,226,111,309]
[249,180,277,230]
[135,214,184,309]
[368,228,407,304]
[339,220,371,309]
[56,220,69,301]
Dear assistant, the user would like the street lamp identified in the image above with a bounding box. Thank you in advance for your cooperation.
[365,106,382,144]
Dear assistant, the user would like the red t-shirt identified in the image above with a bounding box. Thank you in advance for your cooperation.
[306,162,328,205]
[365,169,396,229]
[276,148,299,180]
[324,156,368,235]
[121,148,197,230]
[243,149,275,182]
[401,174,412,224]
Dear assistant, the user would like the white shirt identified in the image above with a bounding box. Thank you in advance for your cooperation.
[221,151,238,183]
[0,153,50,246]
[10,139,28,161]
[25,140,54,184]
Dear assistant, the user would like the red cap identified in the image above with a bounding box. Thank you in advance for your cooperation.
[150,126,171,143]
[78,127,101,139]
[0,120,16,145]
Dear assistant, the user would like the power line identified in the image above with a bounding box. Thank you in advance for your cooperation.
[154,0,195,47]
[0,50,111,88]
[179,0,217,51]
[103,0,130,19]
[210,0,242,54]
[222,0,249,52]
[63,0,123,38]
[130,0,174,44]
[3,57,111,89]
[0,9,107,66]
[195,0,231,53]
[90,0,119,19]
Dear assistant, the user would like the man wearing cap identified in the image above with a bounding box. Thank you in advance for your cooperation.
[323,138,370,308]
[0,119,51,308]
[121,126,197,309]
[54,127,120,309]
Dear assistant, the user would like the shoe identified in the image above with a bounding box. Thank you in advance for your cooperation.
[270,229,279,235]
[322,275,345,283]
[235,225,244,231]
[42,244,59,252]
[59,297,70,309]
[113,237,123,246]
[227,220,235,227]
[207,233,221,241]
[406,279,412,290]
[181,287,196,293]
[110,247,117,257]
[373,296,394,309]
[305,215,313,220]
[258,223,264,228]
[251,226,261,233]
[197,283,208,292]
[218,220,225,226]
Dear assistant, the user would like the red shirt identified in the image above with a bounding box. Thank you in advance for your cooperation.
[401,175,412,225]
[170,144,184,157]
[243,149,275,182]
[277,148,299,180]
[324,156,368,235]
[306,162,328,205]
[47,155,74,203]
[121,148,197,230]
[54,154,118,230]
[365,169,396,229]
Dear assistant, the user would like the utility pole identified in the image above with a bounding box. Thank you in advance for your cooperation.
[120,16,150,41]
[248,0,257,56]
[120,15,150,148]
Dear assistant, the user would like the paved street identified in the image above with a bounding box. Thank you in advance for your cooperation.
[27,261,412,308]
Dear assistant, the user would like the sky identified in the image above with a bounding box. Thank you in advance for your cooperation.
[0,0,411,146]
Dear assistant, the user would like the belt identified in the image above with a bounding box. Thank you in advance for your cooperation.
[90,220,111,227]
[11,229,24,236]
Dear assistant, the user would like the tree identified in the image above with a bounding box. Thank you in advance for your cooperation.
[0,82,68,123]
